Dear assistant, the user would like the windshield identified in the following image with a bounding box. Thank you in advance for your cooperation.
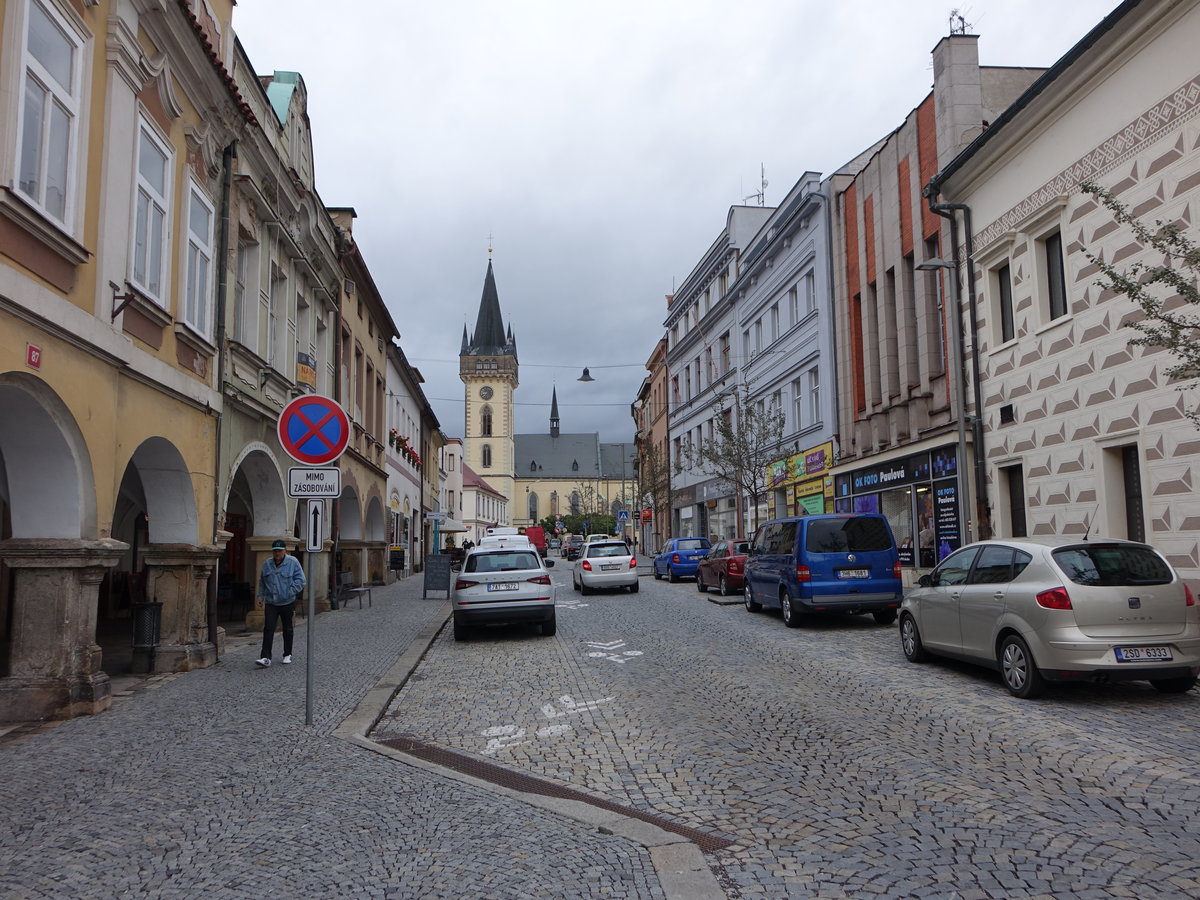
[677,539,711,551]
[464,551,541,573]
[1053,545,1172,586]
[586,543,630,558]
[806,517,892,553]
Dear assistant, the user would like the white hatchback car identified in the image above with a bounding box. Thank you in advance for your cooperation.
[900,536,1200,697]
[573,540,638,594]
[452,547,556,640]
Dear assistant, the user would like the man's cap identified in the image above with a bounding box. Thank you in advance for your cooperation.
[271,540,286,550]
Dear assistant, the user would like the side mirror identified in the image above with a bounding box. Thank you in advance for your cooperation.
[544,559,555,568]
[918,573,932,588]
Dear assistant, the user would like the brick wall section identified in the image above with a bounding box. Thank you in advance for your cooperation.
[898,157,913,257]
[916,94,939,240]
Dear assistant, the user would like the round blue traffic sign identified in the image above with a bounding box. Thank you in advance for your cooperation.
[278,395,350,465]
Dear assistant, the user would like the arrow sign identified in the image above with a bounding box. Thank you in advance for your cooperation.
[307,499,324,552]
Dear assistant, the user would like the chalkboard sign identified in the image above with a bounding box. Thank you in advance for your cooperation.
[422,553,452,597]
[389,546,405,571]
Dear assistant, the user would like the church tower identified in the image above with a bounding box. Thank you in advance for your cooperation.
[460,260,518,510]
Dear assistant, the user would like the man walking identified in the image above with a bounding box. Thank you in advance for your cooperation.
[256,539,305,668]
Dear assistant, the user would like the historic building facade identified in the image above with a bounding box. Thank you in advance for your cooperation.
[926,0,1200,579]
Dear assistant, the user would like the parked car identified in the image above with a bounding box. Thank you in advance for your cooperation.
[563,535,584,560]
[696,539,751,596]
[573,540,639,594]
[899,537,1200,698]
[585,534,611,544]
[653,537,712,582]
[744,514,902,626]
[451,546,557,641]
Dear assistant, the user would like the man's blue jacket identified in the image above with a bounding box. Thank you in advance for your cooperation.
[259,554,306,606]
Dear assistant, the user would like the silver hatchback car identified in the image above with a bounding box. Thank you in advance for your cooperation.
[452,547,556,641]
[573,540,638,594]
[900,537,1200,697]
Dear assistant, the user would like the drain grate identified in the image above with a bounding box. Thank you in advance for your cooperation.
[377,733,736,853]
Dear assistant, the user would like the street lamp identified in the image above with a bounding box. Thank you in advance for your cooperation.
[577,368,595,382]
[916,256,974,546]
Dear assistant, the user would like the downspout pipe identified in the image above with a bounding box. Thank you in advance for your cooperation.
[208,139,238,657]
[928,199,990,541]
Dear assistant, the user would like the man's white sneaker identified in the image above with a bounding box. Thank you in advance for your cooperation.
[281,655,292,665]
[255,657,271,668]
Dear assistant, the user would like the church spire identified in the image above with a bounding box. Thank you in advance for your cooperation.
[465,260,513,357]
[550,387,560,438]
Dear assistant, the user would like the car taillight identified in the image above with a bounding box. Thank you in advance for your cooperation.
[1186,583,1196,607]
[454,579,478,590]
[582,560,592,571]
[795,565,811,583]
[893,561,902,579]
[729,560,741,574]
[672,553,681,563]
[1036,586,1073,609]
[527,574,551,585]
[629,558,638,568]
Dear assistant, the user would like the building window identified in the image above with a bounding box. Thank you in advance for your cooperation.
[481,405,493,437]
[570,491,580,515]
[804,271,817,316]
[996,263,1014,343]
[17,0,83,224]
[788,286,799,324]
[793,378,805,430]
[1121,445,1145,542]
[131,119,172,303]
[182,182,215,335]
[528,492,538,522]
[482,444,491,468]
[1044,231,1068,320]
[770,303,780,342]
[806,368,819,424]
[1000,464,1027,538]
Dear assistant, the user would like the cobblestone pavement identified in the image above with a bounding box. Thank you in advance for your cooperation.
[0,576,667,899]
[375,567,1200,899]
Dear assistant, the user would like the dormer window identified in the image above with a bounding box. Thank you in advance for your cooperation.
[530,460,537,472]
[572,460,579,472]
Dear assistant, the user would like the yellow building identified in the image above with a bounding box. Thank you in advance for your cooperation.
[0,0,252,720]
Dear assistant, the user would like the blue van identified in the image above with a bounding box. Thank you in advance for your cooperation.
[744,514,902,626]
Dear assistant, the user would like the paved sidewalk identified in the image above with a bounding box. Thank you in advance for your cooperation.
[0,574,699,899]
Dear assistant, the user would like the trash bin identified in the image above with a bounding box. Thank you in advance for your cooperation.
[131,599,162,674]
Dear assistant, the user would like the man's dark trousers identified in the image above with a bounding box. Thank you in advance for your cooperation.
[260,601,295,660]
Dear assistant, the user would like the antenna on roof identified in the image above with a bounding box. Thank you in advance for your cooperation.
[1082,502,1099,541]
[948,8,972,35]
[743,163,769,206]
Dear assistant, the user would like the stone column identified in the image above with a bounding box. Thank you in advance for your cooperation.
[0,538,127,723]
[141,543,224,673]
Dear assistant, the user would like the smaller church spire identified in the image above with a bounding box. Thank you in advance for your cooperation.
[460,324,469,355]
[550,387,560,438]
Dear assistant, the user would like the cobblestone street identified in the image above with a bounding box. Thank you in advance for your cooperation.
[5,566,1200,899]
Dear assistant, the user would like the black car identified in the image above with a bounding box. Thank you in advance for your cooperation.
[563,536,584,560]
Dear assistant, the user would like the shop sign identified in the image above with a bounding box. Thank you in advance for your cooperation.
[839,447,961,497]
[295,352,318,390]
[933,478,962,561]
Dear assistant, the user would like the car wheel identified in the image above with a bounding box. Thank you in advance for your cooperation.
[719,575,731,596]
[452,616,470,642]
[999,634,1045,698]
[1150,674,1198,694]
[653,565,663,581]
[695,573,707,593]
[629,580,639,594]
[581,581,592,596]
[541,613,557,637]
[780,590,801,628]
[899,613,928,662]
[573,575,581,592]
[744,584,761,612]
[873,609,898,626]
[668,567,680,583]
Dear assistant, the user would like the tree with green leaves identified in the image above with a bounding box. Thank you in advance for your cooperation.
[1082,181,1200,425]
[681,385,785,533]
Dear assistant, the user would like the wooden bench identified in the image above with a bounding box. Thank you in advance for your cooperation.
[337,571,372,609]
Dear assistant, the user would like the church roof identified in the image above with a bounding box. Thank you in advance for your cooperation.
[465,260,515,357]
[514,434,636,480]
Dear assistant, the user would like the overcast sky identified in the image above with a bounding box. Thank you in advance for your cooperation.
[233,0,1119,443]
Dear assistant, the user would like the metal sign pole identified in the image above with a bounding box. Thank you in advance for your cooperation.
[304,552,315,726]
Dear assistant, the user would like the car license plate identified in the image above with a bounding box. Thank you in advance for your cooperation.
[1114,646,1172,662]
[838,568,870,579]
[601,564,620,571]
[486,582,520,592]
